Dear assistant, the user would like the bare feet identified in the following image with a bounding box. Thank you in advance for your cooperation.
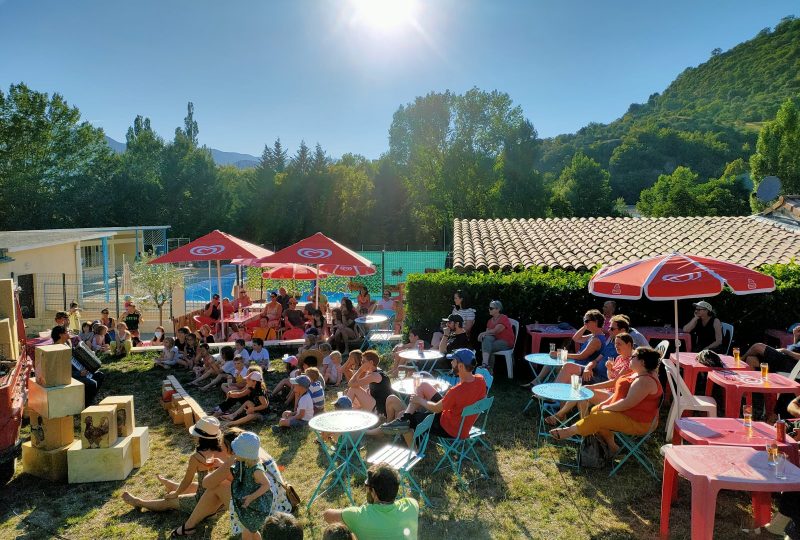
[544,414,563,426]
[121,491,142,508]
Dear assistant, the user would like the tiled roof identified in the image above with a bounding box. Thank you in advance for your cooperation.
[452,216,800,271]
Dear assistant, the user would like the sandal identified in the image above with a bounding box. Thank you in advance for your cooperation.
[170,523,195,537]
[544,415,562,427]
[549,428,567,440]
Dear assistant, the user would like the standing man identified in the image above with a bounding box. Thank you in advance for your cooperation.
[323,463,419,540]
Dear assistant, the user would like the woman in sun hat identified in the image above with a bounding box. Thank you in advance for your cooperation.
[682,300,723,352]
[121,416,225,516]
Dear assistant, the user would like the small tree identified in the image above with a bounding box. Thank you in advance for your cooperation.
[131,254,183,326]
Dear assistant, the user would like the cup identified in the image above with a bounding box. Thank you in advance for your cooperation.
[760,363,769,382]
[732,347,740,366]
[412,372,422,390]
[743,404,753,428]
[398,370,407,381]
[559,348,568,363]
[767,442,779,466]
[775,453,788,480]
[549,343,556,354]
[570,374,580,392]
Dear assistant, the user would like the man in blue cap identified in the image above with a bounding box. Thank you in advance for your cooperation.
[380,348,486,440]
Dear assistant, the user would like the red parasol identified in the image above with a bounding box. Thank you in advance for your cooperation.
[589,252,776,351]
[261,263,330,280]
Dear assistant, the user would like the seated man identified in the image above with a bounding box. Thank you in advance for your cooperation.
[203,294,222,321]
[742,341,800,374]
[323,463,419,540]
[381,348,487,441]
[231,288,252,312]
[52,325,105,405]
[437,314,469,355]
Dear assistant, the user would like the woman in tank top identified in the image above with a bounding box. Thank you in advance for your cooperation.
[683,300,723,352]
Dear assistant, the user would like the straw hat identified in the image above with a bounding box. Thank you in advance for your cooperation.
[188,416,221,439]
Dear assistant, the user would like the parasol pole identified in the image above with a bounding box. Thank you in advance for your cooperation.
[674,300,680,354]
[316,264,320,309]
[217,259,224,339]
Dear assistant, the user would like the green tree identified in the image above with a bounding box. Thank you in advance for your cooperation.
[131,254,183,326]
[637,166,704,217]
[183,102,199,146]
[496,119,547,218]
[750,99,800,208]
[557,153,616,217]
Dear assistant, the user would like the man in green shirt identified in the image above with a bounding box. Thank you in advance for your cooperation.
[323,463,419,539]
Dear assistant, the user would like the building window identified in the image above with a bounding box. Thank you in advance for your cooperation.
[82,245,102,268]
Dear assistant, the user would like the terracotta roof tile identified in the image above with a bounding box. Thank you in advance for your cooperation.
[452,216,800,271]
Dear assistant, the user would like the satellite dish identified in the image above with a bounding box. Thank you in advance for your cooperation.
[756,176,781,203]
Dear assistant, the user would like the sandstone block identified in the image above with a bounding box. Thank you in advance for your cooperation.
[80,404,118,449]
[22,441,69,482]
[99,395,135,437]
[28,378,84,419]
[28,411,75,450]
[34,344,73,387]
[131,426,149,468]
[67,436,133,483]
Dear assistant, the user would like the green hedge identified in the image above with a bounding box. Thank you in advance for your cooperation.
[404,263,800,361]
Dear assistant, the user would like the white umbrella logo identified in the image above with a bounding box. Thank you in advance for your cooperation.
[297,248,332,259]
[189,245,225,256]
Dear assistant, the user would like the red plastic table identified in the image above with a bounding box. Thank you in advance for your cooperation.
[661,445,800,539]
[706,370,800,418]
[673,417,799,466]
[637,326,692,352]
[766,328,795,349]
[526,323,577,354]
[671,352,750,395]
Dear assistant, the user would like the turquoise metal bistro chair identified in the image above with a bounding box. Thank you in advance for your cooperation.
[606,395,663,480]
[475,366,494,393]
[433,395,494,487]
[366,413,435,506]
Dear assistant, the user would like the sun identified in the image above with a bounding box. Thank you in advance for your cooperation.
[349,0,418,31]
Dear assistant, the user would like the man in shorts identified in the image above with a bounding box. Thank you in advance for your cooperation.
[380,348,487,442]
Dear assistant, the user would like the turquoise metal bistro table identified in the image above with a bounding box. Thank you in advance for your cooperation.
[398,349,444,373]
[307,410,379,508]
[523,353,566,411]
[531,382,594,468]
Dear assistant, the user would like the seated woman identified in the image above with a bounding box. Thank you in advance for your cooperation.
[525,309,608,387]
[121,416,225,514]
[432,290,477,349]
[197,325,216,346]
[345,350,392,418]
[310,308,327,337]
[228,323,252,343]
[682,300,723,352]
[329,298,358,352]
[78,322,94,343]
[151,326,166,345]
[260,292,283,331]
[550,347,663,456]
[545,333,635,426]
[477,300,515,372]
[356,285,374,315]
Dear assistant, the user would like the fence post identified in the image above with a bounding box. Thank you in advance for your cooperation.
[381,247,385,294]
[61,273,67,310]
[114,273,120,316]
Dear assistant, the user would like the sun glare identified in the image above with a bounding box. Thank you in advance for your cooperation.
[349,0,418,31]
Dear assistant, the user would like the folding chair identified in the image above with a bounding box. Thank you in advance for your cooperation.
[608,396,663,479]
[475,366,494,393]
[366,414,435,506]
[433,396,494,487]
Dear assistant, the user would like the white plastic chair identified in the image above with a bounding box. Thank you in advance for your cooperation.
[720,322,734,355]
[777,359,800,381]
[492,318,519,379]
[662,356,717,441]
[655,340,670,361]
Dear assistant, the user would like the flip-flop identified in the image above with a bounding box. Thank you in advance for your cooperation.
[549,428,567,440]
[170,523,196,537]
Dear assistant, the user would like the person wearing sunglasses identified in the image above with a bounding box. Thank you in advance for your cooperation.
[477,300,515,373]
[682,300,723,352]
[323,463,419,539]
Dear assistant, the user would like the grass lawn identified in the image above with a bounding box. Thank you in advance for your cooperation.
[0,353,762,539]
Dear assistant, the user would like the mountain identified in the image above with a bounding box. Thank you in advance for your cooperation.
[537,15,800,202]
[104,135,259,169]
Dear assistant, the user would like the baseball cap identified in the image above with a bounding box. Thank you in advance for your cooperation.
[246,371,263,382]
[450,348,476,366]
[334,395,353,410]
[489,300,503,311]
[282,355,298,367]
[447,314,464,324]
[305,327,319,336]
[290,374,311,389]
[692,301,713,312]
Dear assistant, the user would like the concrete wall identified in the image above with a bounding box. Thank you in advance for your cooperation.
[0,242,79,279]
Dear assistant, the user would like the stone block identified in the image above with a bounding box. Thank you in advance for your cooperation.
[34,344,73,387]
[99,395,135,437]
[0,318,17,362]
[80,405,118,449]
[28,378,84,419]
[0,280,17,357]
[131,426,149,468]
[169,405,185,425]
[182,407,194,429]
[67,436,133,483]
[21,441,69,482]
[28,411,75,450]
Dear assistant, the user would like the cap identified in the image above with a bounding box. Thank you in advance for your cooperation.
[290,375,311,389]
[305,327,319,336]
[692,301,713,313]
[447,314,464,324]
[188,416,221,439]
[283,355,298,366]
[212,294,220,299]
[246,371,263,382]
[231,432,261,461]
[489,300,503,311]
[450,348,476,366]
[334,395,353,409]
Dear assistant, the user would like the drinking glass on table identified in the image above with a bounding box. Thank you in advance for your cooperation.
[760,363,769,382]
[775,453,788,480]
[732,347,740,366]
[398,369,407,381]
[743,404,753,428]
[570,374,581,392]
[767,442,779,466]
[559,348,568,363]
[549,343,556,355]
[412,372,421,390]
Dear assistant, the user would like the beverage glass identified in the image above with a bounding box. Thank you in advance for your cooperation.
[570,374,581,392]
[775,453,788,480]
[559,348,568,363]
[549,343,556,355]
[732,347,740,366]
[412,372,421,390]
[398,370,407,381]
[743,404,753,428]
[767,442,779,466]
[761,363,769,382]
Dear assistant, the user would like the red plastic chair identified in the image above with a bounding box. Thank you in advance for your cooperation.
[193,315,220,336]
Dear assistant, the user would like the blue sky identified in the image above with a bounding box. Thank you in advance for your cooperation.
[0,0,795,159]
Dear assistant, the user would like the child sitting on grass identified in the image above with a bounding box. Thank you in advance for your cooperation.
[221,370,269,427]
[197,346,235,389]
[154,336,180,369]
[323,350,342,386]
[272,356,314,411]
[91,324,110,353]
[220,355,248,394]
[305,367,326,415]
[213,366,264,417]
[110,322,133,359]
[79,322,94,343]
[248,337,269,368]
[233,338,251,364]
[176,333,198,369]
[272,375,313,433]
[340,349,362,381]
[189,343,219,383]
